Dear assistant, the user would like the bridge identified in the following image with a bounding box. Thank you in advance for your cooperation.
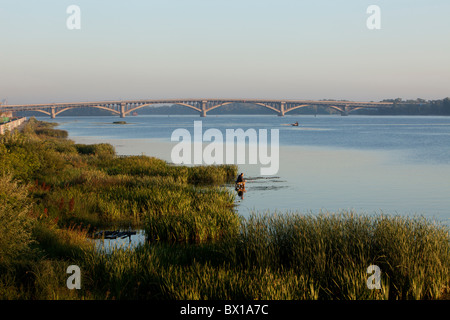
[0,98,394,118]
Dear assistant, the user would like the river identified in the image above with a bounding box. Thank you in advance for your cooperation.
[42,114,450,226]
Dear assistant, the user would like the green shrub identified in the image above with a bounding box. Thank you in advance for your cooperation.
[0,175,35,268]
[75,143,115,157]
[35,128,68,139]
[187,165,238,185]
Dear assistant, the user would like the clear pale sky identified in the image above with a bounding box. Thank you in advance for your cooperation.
[1,0,449,104]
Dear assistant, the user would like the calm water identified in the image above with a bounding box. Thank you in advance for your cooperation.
[93,230,146,253]
[43,114,450,225]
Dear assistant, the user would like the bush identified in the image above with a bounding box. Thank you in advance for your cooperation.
[0,175,35,268]
[187,165,238,185]
[35,128,68,139]
[75,143,115,157]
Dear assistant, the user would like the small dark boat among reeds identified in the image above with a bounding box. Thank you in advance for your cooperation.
[94,230,137,239]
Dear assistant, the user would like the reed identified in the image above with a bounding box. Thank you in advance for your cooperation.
[143,185,239,243]
[220,211,450,300]
[157,262,319,300]
[74,210,450,300]
[0,175,35,268]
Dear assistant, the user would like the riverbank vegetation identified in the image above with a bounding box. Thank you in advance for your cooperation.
[1,118,449,300]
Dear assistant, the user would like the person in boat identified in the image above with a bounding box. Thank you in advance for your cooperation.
[235,173,246,199]
[235,173,245,190]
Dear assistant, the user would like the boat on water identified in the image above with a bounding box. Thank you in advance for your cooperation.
[235,181,246,199]
[235,181,245,191]
[281,121,300,127]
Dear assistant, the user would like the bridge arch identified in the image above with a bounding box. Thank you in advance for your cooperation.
[253,103,282,114]
[51,105,121,117]
[205,101,286,116]
[348,107,364,112]
[125,103,202,116]
[328,105,345,114]
[54,107,76,116]
[32,109,51,116]
[206,102,233,113]
[284,104,310,114]
[86,105,120,115]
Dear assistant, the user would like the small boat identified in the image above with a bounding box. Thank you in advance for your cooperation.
[235,181,245,191]
[94,230,137,239]
[235,181,246,199]
[291,121,299,126]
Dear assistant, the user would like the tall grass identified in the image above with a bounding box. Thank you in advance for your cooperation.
[143,186,239,243]
[220,211,450,300]
[0,118,241,299]
[79,244,319,300]
[0,175,35,268]
[73,211,449,301]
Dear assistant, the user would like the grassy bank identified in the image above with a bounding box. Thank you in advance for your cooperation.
[76,211,450,300]
[1,118,449,300]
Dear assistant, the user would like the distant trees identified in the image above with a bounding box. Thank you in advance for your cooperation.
[359,98,450,116]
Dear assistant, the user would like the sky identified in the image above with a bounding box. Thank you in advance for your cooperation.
[1,0,449,104]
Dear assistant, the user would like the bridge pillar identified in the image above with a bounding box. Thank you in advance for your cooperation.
[120,103,126,118]
[201,100,207,117]
[278,102,285,116]
[50,107,56,119]
[341,105,350,116]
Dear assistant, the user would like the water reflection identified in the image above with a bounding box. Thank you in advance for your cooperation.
[235,146,450,225]
[93,230,146,253]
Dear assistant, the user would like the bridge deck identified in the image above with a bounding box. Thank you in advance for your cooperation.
[0,98,394,118]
